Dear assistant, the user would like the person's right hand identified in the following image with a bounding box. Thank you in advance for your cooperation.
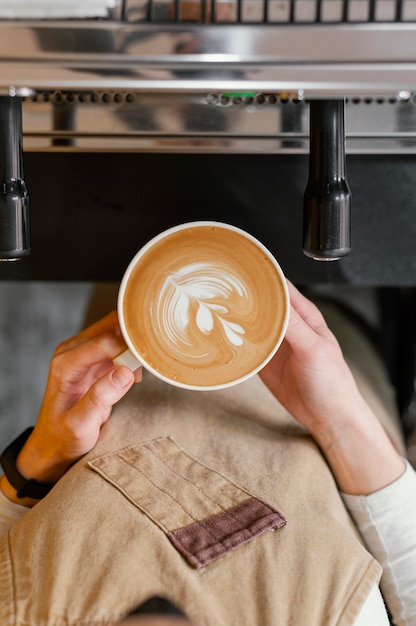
[1,312,141,506]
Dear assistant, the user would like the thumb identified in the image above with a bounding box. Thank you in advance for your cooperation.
[78,366,136,427]
[284,282,330,355]
[111,365,138,390]
[284,303,318,355]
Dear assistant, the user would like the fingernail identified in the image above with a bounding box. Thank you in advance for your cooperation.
[112,366,133,388]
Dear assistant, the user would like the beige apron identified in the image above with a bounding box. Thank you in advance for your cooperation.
[0,365,384,626]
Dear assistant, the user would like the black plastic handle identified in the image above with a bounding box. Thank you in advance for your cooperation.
[303,99,351,261]
[0,95,30,261]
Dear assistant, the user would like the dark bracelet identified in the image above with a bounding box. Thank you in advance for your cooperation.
[0,427,55,500]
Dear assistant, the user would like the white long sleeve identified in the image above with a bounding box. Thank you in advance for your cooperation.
[343,460,416,626]
[0,484,29,536]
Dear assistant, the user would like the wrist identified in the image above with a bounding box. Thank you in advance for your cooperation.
[16,430,72,484]
[313,403,406,495]
[0,428,58,505]
[0,473,41,507]
[304,390,380,453]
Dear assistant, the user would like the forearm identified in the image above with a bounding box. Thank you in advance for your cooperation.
[309,395,406,496]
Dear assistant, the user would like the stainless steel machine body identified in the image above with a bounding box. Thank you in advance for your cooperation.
[1,0,416,154]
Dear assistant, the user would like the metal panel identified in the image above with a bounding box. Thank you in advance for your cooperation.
[20,92,416,154]
[1,21,416,96]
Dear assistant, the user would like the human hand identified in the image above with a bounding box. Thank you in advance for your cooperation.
[2,312,141,505]
[260,282,405,494]
[260,281,363,446]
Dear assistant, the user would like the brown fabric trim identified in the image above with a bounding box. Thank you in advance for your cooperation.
[168,496,286,569]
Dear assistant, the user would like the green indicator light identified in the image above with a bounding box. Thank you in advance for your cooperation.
[222,91,257,98]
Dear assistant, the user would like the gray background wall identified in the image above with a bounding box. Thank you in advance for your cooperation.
[0,282,94,447]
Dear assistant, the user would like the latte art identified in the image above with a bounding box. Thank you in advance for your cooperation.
[119,223,288,389]
[158,262,247,354]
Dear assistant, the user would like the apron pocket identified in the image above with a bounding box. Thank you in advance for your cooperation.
[88,436,286,568]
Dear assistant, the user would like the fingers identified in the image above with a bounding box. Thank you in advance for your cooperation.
[55,311,121,356]
[48,313,143,404]
[284,281,332,354]
[284,300,318,355]
[286,281,327,332]
[50,330,128,386]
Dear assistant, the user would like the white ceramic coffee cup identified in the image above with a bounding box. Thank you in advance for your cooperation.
[115,221,289,391]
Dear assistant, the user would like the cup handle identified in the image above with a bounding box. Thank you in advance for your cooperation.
[113,349,142,371]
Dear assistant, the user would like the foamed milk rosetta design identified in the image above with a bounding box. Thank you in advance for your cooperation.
[121,224,288,389]
[158,262,247,353]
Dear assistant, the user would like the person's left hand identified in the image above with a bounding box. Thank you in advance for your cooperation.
[12,312,141,494]
[259,282,405,495]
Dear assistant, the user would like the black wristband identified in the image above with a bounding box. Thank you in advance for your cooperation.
[0,427,55,500]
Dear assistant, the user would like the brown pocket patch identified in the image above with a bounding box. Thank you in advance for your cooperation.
[168,496,286,568]
[88,436,286,568]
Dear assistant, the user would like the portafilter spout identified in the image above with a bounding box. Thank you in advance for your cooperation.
[0,95,30,261]
[303,99,351,261]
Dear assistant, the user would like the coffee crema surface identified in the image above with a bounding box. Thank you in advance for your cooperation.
[121,224,287,388]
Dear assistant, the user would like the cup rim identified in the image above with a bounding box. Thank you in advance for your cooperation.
[117,220,289,391]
